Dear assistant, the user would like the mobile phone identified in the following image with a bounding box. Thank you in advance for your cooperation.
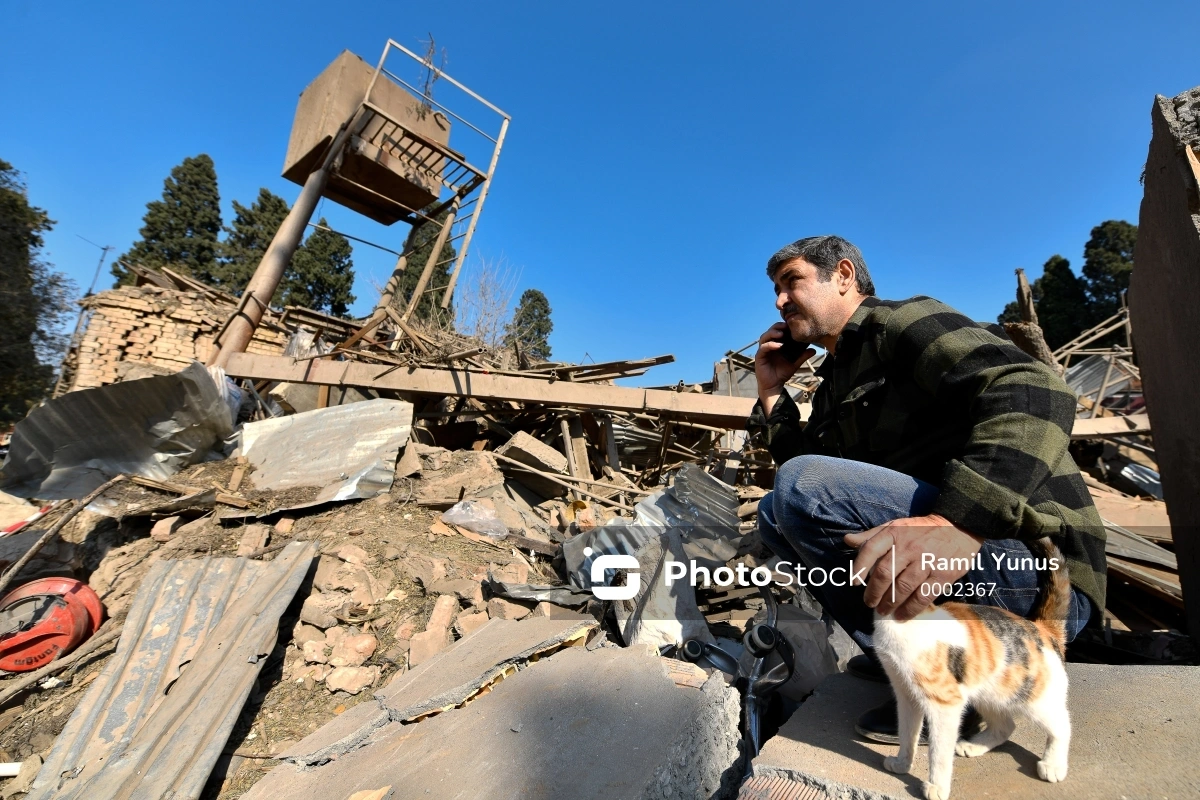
[778,327,809,362]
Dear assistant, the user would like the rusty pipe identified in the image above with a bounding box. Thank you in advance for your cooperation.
[210,118,358,369]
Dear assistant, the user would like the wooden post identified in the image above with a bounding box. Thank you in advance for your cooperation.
[401,200,459,323]
[558,415,581,501]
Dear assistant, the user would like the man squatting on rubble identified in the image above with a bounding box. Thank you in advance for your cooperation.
[746,235,1107,741]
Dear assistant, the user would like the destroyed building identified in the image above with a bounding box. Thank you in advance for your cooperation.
[0,44,1197,800]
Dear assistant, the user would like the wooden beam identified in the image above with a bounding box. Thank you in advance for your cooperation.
[223,352,758,428]
[1070,414,1151,439]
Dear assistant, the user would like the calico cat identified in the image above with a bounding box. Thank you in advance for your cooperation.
[871,539,1071,800]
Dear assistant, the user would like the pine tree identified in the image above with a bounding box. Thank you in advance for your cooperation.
[505,289,553,362]
[216,187,289,293]
[1081,220,1136,324]
[113,154,222,285]
[280,218,356,317]
[0,160,75,424]
[389,206,456,327]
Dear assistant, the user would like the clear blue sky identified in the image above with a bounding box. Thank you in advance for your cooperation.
[2,1,1195,385]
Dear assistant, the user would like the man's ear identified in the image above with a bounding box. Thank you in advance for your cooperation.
[836,258,856,295]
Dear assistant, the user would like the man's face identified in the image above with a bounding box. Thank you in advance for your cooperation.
[772,257,847,345]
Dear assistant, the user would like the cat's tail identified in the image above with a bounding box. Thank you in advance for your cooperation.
[1030,537,1071,650]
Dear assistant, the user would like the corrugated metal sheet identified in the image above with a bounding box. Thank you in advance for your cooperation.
[239,398,412,504]
[0,361,232,500]
[1119,462,1164,500]
[1065,354,1133,403]
[28,541,317,800]
[738,774,829,800]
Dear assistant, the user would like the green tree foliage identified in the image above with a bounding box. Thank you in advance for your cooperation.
[1081,220,1137,323]
[113,154,222,285]
[1033,256,1092,350]
[505,289,553,362]
[280,218,356,317]
[0,160,75,424]
[998,221,1137,351]
[390,206,456,327]
[216,187,289,293]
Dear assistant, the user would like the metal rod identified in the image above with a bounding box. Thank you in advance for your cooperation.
[305,222,401,256]
[0,475,127,599]
[383,40,511,119]
[440,115,509,309]
[1090,353,1118,419]
[381,66,500,142]
[210,114,358,369]
[402,199,459,322]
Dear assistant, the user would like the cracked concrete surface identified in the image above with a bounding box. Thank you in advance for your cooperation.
[279,616,597,766]
[245,644,744,800]
[751,665,1200,800]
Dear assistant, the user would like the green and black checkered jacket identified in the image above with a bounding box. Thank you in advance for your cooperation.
[748,295,1106,614]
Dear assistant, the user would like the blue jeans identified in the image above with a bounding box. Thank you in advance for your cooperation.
[758,455,1092,653]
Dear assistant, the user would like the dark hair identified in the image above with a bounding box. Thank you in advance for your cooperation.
[766,235,876,296]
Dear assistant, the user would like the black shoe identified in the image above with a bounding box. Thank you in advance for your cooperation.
[854,699,985,745]
[847,653,889,684]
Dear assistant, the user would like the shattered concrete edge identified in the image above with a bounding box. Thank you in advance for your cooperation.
[747,766,904,800]
[387,620,596,723]
[644,672,746,800]
[280,620,597,766]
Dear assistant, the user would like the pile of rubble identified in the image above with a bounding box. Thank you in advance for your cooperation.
[0,241,1190,798]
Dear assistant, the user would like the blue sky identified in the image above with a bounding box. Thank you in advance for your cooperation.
[2,1,1195,385]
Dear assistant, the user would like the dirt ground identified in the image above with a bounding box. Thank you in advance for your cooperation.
[0,455,555,798]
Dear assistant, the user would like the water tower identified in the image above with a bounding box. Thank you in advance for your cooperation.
[211,40,509,367]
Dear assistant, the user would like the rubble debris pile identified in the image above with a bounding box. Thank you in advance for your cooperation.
[2,74,1199,796]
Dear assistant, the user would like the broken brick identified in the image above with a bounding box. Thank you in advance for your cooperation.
[428,578,484,608]
[453,611,490,638]
[329,633,378,667]
[325,665,380,695]
[150,515,183,543]
[487,598,531,621]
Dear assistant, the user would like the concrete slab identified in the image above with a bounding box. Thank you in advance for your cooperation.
[752,665,1200,800]
[280,616,595,765]
[244,646,744,800]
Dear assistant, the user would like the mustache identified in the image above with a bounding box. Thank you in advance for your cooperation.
[780,303,799,320]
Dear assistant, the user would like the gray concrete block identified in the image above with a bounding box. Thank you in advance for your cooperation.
[495,430,569,498]
[245,646,744,800]
[752,665,1200,800]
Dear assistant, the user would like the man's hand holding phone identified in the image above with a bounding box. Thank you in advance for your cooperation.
[755,323,815,415]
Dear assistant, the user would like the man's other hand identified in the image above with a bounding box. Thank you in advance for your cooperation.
[755,322,815,413]
[844,515,984,622]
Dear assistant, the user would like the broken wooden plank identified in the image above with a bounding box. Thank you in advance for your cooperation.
[504,533,559,558]
[228,465,247,493]
[215,493,252,509]
[223,352,757,428]
[130,476,192,494]
[1070,413,1150,439]
[1107,556,1183,607]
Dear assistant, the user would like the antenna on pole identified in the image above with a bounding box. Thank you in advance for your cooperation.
[76,235,113,297]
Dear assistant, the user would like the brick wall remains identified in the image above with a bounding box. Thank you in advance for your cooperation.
[70,285,289,392]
